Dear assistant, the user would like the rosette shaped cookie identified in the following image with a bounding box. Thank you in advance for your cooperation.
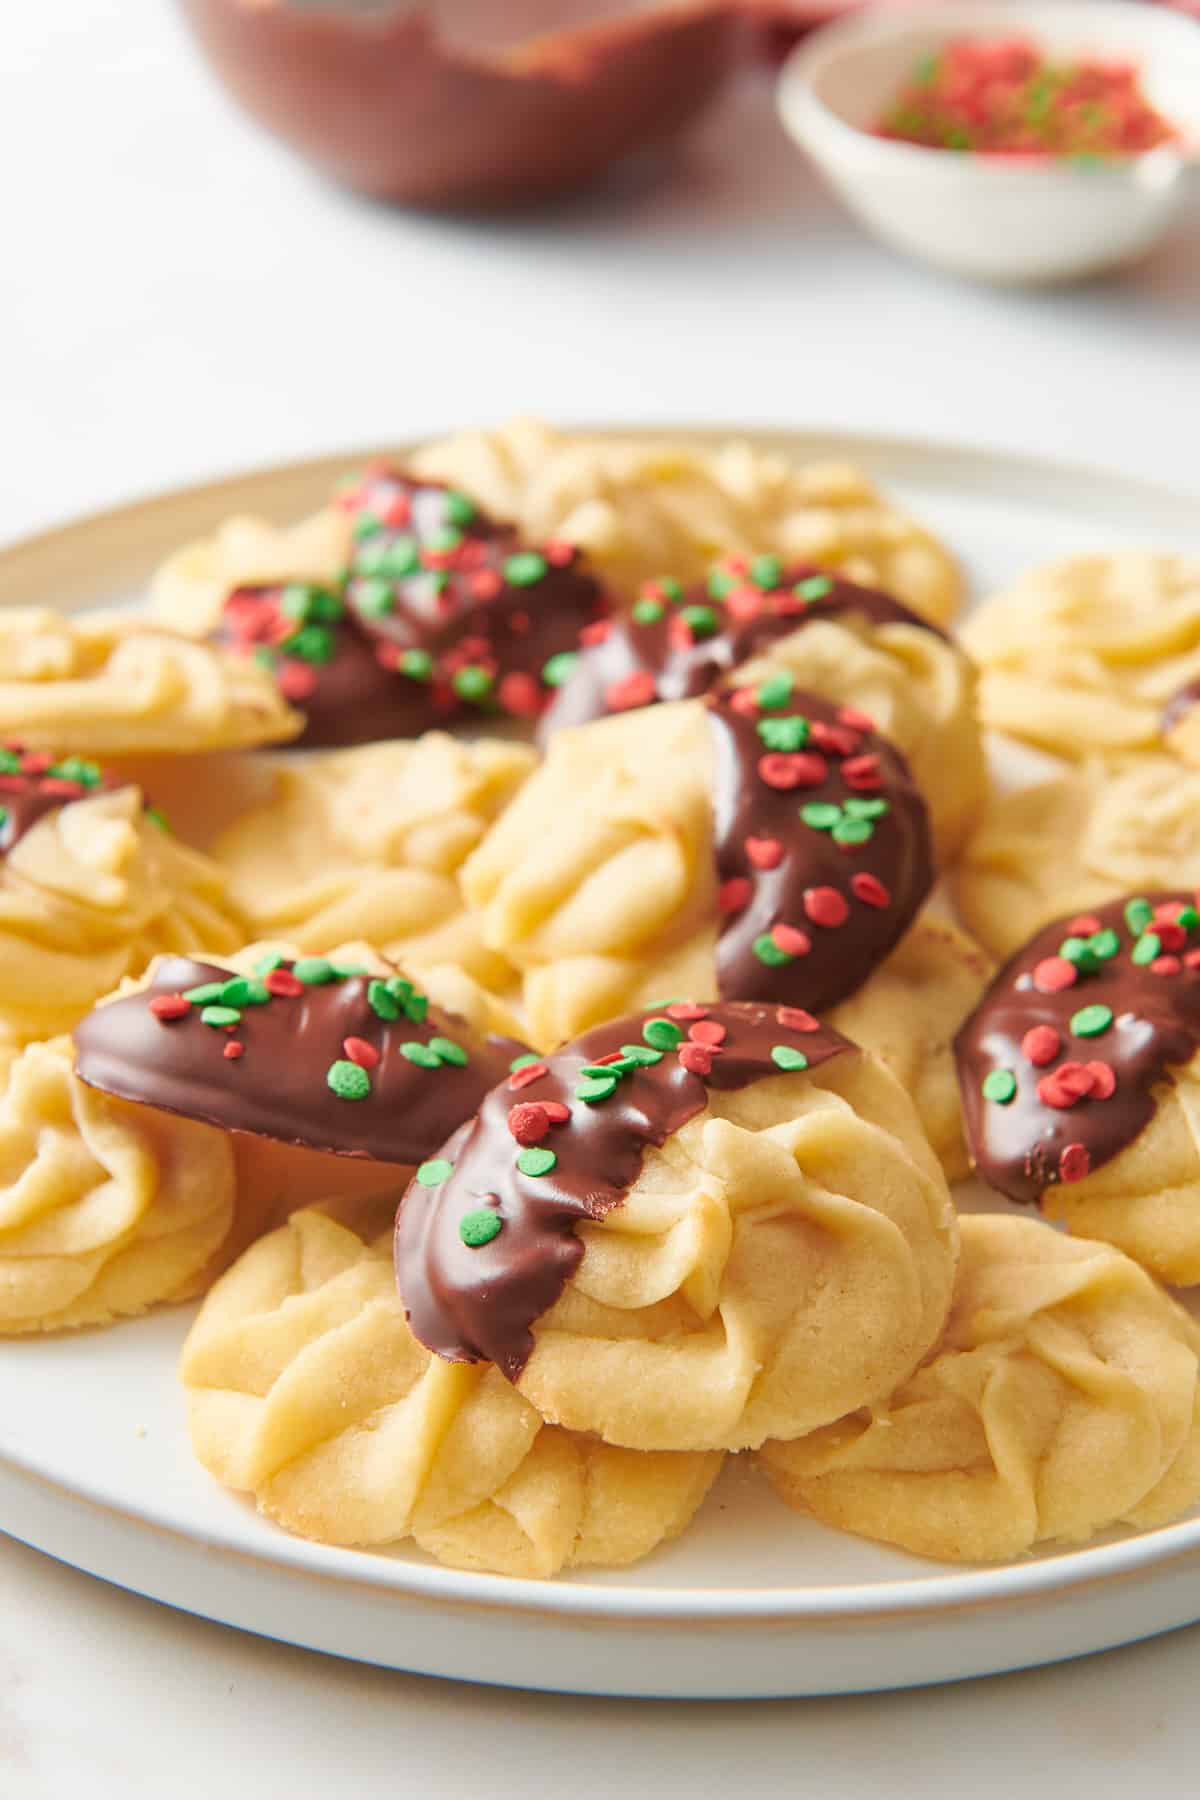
[462,688,934,1048]
[211,734,535,989]
[955,755,1200,959]
[398,1003,959,1453]
[0,609,300,755]
[0,754,244,1047]
[963,552,1200,759]
[956,893,1200,1285]
[73,947,522,1227]
[412,420,962,625]
[0,1035,237,1333]
[183,1210,722,1577]
[758,1215,1200,1563]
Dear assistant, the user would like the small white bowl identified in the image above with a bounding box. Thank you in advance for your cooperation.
[778,0,1200,283]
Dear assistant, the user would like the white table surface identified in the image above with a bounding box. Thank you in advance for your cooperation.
[3,4,1200,1793]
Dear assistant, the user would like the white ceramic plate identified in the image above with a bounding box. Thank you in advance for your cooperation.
[3,428,1200,1701]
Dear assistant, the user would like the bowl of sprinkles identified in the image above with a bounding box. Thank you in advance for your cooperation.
[778,1,1200,282]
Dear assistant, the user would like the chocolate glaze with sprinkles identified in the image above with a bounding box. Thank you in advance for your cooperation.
[707,683,933,1013]
[73,956,517,1165]
[339,466,610,732]
[396,1000,851,1381]
[0,745,128,852]
[538,561,943,742]
[956,892,1200,1205]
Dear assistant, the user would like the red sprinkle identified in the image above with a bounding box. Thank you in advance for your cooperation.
[470,569,503,601]
[730,686,760,717]
[594,1051,629,1065]
[850,872,891,908]
[758,751,828,790]
[1155,922,1186,952]
[39,778,85,798]
[1037,1062,1095,1109]
[149,994,191,1022]
[507,609,531,634]
[804,886,849,928]
[1084,1060,1116,1099]
[1065,914,1102,936]
[666,1002,709,1020]
[668,616,695,650]
[605,671,658,712]
[542,1101,571,1124]
[1033,957,1077,994]
[842,754,883,791]
[838,705,876,732]
[277,662,319,702]
[771,923,812,957]
[265,969,305,998]
[1155,900,1188,923]
[498,672,543,719]
[378,493,411,527]
[725,587,764,622]
[18,752,52,775]
[678,1043,716,1075]
[579,620,612,648]
[544,539,576,567]
[719,877,752,915]
[777,1006,820,1033]
[1151,955,1182,976]
[508,1102,550,1146]
[1186,950,1200,970]
[689,1020,727,1046]
[343,1036,380,1070]
[1021,1025,1060,1067]
[1058,1143,1091,1185]
[223,1042,245,1061]
[808,721,862,758]
[509,1061,549,1091]
[745,836,784,870]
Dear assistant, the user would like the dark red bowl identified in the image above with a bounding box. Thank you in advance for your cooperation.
[180,0,748,209]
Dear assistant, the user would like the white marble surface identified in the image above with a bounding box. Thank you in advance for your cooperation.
[3,4,1200,1793]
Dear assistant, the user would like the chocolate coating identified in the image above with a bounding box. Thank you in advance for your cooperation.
[539,563,940,741]
[73,956,517,1166]
[1163,678,1200,738]
[708,683,933,1013]
[955,892,1200,1204]
[0,749,129,851]
[396,1000,851,1381]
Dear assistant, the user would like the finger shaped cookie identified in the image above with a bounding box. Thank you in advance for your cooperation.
[73,948,521,1226]
[758,1214,1200,1562]
[955,755,1200,959]
[963,552,1200,759]
[956,893,1200,1283]
[538,562,984,860]
[0,609,300,755]
[210,734,535,990]
[463,688,934,1047]
[412,420,962,625]
[0,754,245,1047]
[0,1036,237,1333]
[397,1003,958,1453]
[182,1210,722,1577]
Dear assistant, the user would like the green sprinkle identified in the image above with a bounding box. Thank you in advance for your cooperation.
[354,577,395,618]
[50,755,103,787]
[505,552,548,588]
[754,934,793,967]
[200,1005,242,1028]
[253,645,276,671]
[379,537,421,579]
[293,958,336,986]
[453,665,494,703]
[0,750,20,775]
[254,951,284,976]
[794,575,834,601]
[283,625,335,665]
[0,806,8,832]
[389,977,427,1023]
[445,490,477,527]
[633,599,665,625]
[429,1036,468,1067]
[280,582,318,621]
[1058,936,1099,974]
[681,604,719,639]
[182,982,228,1005]
[416,1159,453,1187]
[756,672,795,711]
[400,649,434,682]
[658,578,683,601]
[1087,929,1121,962]
[218,977,270,1008]
[771,1045,809,1071]
[1181,907,1200,933]
[400,1042,442,1069]
[801,801,842,831]
[580,1061,630,1081]
[1132,933,1161,966]
[459,1208,502,1248]
[757,715,810,753]
[750,554,783,591]
[368,979,401,1021]
[832,818,874,847]
[327,1059,371,1100]
[143,806,170,834]
[330,963,368,979]
[643,1017,684,1050]
[843,797,889,820]
[517,1146,557,1178]
[982,1069,1017,1104]
[1071,1004,1113,1038]
[353,511,383,541]
[576,1074,619,1103]
[707,569,736,601]
[510,1052,542,1072]
[308,587,345,622]
[428,525,463,553]
[914,51,940,84]
[542,652,579,688]
[618,1045,665,1066]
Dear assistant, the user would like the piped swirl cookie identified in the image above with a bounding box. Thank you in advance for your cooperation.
[462,686,934,1047]
[397,1002,958,1453]
[183,1210,722,1577]
[956,893,1200,1283]
[538,560,984,859]
[758,1214,1200,1564]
